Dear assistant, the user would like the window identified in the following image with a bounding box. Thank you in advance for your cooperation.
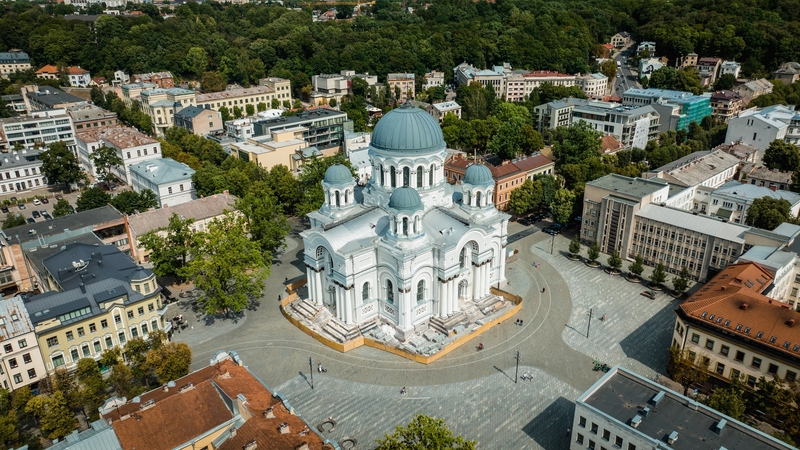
[168,187,173,194]
[705,339,714,350]
[602,429,610,441]
[720,345,729,356]
[118,332,126,344]
[2,344,10,353]
[131,327,139,338]
[8,359,17,369]
[768,363,779,374]
[691,333,700,343]
[70,348,79,361]
[416,280,425,303]
[576,434,584,445]
[77,327,85,337]
[735,351,745,362]
[22,353,31,364]
[151,319,158,331]
[138,306,145,316]
[105,336,113,348]
[386,280,394,304]
[94,341,101,352]
[46,337,58,347]
[787,370,797,382]
[628,445,636,450]
[52,355,65,368]
[142,323,148,335]
[591,423,598,434]
[89,323,96,333]
[114,315,121,324]
[747,375,757,387]
[731,369,741,381]
[579,416,586,427]
[13,374,22,384]
[716,362,725,374]
[589,440,596,450]
[752,357,762,369]
[127,311,134,319]
[615,436,623,447]
[82,345,91,357]
[148,303,155,312]
[66,331,74,341]
[362,283,370,302]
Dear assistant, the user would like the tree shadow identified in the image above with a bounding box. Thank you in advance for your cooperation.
[521,396,575,449]
[618,302,675,374]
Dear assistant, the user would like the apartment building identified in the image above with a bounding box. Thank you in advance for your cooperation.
[120,82,158,106]
[734,78,773,103]
[677,52,699,69]
[622,88,712,132]
[423,70,445,87]
[453,62,510,95]
[0,296,47,392]
[704,181,800,224]
[644,149,741,190]
[0,51,31,78]
[774,62,800,85]
[173,105,223,136]
[710,90,745,122]
[738,163,791,190]
[126,193,235,264]
[387,73,416,101]
[75,125,162,184]
[726,105,797,150]
[21,85,84,112]
[139,87,196,137]
[577,73,608,98]
[571,366,793,450]
[311,70,379,106]
[259,77,292,103]
[67,103,118,131]
[0,150,46,194]
[673,262,800,391]
[27,243,167,374]
[610,32,631,48]
[129,158,196,207]
[252,107,348,149]
[720,61,742,78]
[636,41,656,54]
[522,70,577,96]
[532,100,572,131]
[696,57,722,86]
[196,85,278,113]
[229,127,313,173]
[131,71,174,88]
[429,101,461,123]
[0,108,77,152]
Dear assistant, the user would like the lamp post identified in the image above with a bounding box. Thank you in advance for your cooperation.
[587,308,593,339]
[514,350,520,384]
[308,356,314,390]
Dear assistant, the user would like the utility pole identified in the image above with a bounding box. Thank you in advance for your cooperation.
[514,350,520,384]
[550,233,555,255]
[308,356,314,390]
[587,308,593,339]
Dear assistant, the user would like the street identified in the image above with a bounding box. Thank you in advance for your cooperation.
[611,44,642,97]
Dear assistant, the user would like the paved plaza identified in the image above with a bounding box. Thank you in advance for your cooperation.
[175,222,680,449]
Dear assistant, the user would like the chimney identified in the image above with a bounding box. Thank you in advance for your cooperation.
[770,185,777,191]
[741,303,749,310]
[79,283,86,293]
[788,319,795,327]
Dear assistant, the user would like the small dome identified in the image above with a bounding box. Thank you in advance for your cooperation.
[371,102,446,153]
[323,164,353,184]
[388,187,423,212]
[463,164,493,186]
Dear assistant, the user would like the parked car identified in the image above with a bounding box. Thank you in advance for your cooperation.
[9,197,16,202]
[0,206,7,214]
[55,195,63,200]
[32,211,40,218]
[32,199,40,206]
[519,218,530,226]
[18,203,25,210]
[41,198,49,204]
[42,212,53,221]
[26,218,35,224]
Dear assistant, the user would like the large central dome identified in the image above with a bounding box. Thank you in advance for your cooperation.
[371,102,446,153]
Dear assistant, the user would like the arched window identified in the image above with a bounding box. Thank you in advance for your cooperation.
[403,167,410,187]
[459,247,467,268]
[344,190,349,204]
[390,167,396,187]
[429,164,434,186]
[403,217,409,236]
[476,191,482,207]
[315,246,325,259]
[362,282,370,302]
[417,166,424,187]
[380,165,385,186]
[386,280,394,304]
[335,191,340,206]
[326,253,333,275]
[417,280,425,303]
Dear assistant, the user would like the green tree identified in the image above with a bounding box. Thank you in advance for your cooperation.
[184,47,208,79]
[600,59,617,80]
[181,212,268,315]
[375,414,476,450]
[296,155,355,216]
[2,213,26,229]
[763,140,800,172]
[487,116,543,160]
[329,98,338,107]
[745,197,795,230]
[52,198,73,217]
[650,263,667,287]
[673,267,691,295]
[219,106,231,122]
[110,189,158,214]
[607,251,622,272]
[236,181,291,264]
[75,358,106,420]
[107,362,139,399]
[551,188,575,225]
[628,254,644,278]
[145,342,192,384]
[90,85,106,109]
[668,345,709,395]
[704,378,746,420]
[257,102,266,112]
[267,164,301,214]
[76,187,111,212]
[40,141,84,192]
[11,386,33,420]
[551,122,602,169]
[232,105,243,119]
[39,391,76,440]
[587,241,600,263]
[568,235,581,256]
[507,179,542,217]
[534,174,557,206]
[245,103,255,116]
[0,410,18,445]
[139,213,195,278]
[350,77,369,99]
[271,98,280,109]
[201,71,226,93]
[89,145,123,183]
[714,73,737,91]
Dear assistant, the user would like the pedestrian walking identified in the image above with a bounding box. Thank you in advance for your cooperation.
[541,288,546,293]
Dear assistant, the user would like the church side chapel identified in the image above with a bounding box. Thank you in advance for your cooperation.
[288,103,514,355]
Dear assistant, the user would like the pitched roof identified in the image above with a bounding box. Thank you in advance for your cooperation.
[76,126,158,149]
[196,86,274,102]
[35,64,59,75]
[126,194,236,236]
[679,262,800,359]
[129,158,195,186]
[600,135,623,153]
[67,66,89,75]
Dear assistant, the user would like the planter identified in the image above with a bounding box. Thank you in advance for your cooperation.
[649,284,664,291]
[605,268,621,275]
[568,253,581,261]
[585,261,601,268]
[625,275,641,283]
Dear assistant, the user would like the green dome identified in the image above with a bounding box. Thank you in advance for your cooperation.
[388,187,423,212]
[371,102,446,153]
[323,164,353,184]
[463,164,493,186]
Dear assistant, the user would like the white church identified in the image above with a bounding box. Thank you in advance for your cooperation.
[300,103,510,341]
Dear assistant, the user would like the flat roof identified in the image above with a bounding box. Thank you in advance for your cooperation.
[587,174,668,199]
[196,85,274,102]
[42,242,152,291]
[129,158,194,186]
[653,150,741,187]
[580,367,793,450]
[1,205,123,245]
[636,204,748,242]
[0,149,42,170]
[26,86,83,107]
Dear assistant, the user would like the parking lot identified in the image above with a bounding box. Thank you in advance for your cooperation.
[1,188,81,224]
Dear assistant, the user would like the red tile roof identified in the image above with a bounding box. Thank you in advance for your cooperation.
[35,64,59,75]
[679,262,800,358]
[600,135,623,153]
[67,66,89,75]
[523,70,573,78]
[488,162,523,179]
[512,153,553,172]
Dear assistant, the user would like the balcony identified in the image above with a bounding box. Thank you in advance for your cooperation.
[157,305,169,316]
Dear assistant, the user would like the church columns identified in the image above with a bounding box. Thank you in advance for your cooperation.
[484,260,493,297]
[439,281,447,317]
[335,285,343,320]
[448,280,457,315]
[315,271,323,306]
[344,287,353,324]
[444,281,452,316]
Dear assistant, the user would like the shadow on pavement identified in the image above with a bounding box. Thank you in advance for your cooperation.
[493,365,514,383]
[521,396,575,449]
[619,302,675,374]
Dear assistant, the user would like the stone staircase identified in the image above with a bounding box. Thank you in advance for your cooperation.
[429,311,467,336]
[312,307,333,330]
[358,317,379,336]
[322,317,360,343]
[291,299,321,323]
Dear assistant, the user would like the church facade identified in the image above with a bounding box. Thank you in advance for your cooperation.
[300,103,509,339]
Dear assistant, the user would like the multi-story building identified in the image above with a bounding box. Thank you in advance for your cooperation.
[258,77,292,104]
[677,52,699,68]
[75,125,162,184]
[0,150,46,194]
[739,163,792,190]
[139,88,197,137]
[2,94,26,115]
[622,88,712,132]
[577,73,608,98]
[131,71,174,88]
[252,107,348,150]
[0,108,77,153]
[66,103,118,131]
[423,70,445,87]
[129,158,196,208]
[21,85,84,112]
[696,57,722,86]
[26,243,167,374]
[0,296,47,391]
[0,51,31,78]
[229,127,312,173]
[173,105,223,136]
[453,62,510,95]
[101,352,335,450]
[570,365,794,450]
[610,31,631,48]
[534,98,660,149]
[726,105,796,150]
[673,262,800,391]
[720,60,742,78]
[644,149,741,190]
[196,86,278,114]
[112,70,130,86]
[126,193,236,264]
[774,62,800,85]
[120,82,158,107]
[636,41,656,54]
[638,58,666,79]
[522,70,577,97]
[311,70,379,106]
[387,73,416,101]
[428,101,461,123]
[710,90,745,122]
[716,141,759,163]
[705,180,800,224]
[35,65,91,87]
[733,78,773,103]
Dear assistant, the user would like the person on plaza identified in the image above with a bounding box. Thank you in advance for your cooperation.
[602,314,607,322]
[478,342,484,350]
[541,288,546,293]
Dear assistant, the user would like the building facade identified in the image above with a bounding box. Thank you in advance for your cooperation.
[139,88,197,137]
[423,71,445,87]
[0,108,77,153]
[0,51,31,78]
[196,86,279,113]
[173,105,223,136]
[387,73,416,101]
[129,158,197,207]
[610,32,631,48]
[577,73,608,98]
[726,105,797,150]
[0,296,47,392]
[0,150,46,194]
[710,90,745,122]
[67,103,119,131]
[75,126,162,185]
[429,101,461,123]
[311,71,379,106]
[622,88,712,132]
[131,71,174,88]
[774,62,800,85]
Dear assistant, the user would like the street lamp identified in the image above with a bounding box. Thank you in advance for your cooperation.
[514,350,520,384]
[308,356,314,390]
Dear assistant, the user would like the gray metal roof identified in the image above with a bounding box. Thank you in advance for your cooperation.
[587,174,667,199]
[129,158,194,186]
[636,204,748,242]
[174,105,207,120]
[1,205,123,245]
[0,295,34,339]
[0,149,42,170]
[48,419,122,450]
[42,242,152,291]
[26,86,83,108]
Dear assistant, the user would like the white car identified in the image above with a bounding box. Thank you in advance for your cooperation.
[32,199,41,206]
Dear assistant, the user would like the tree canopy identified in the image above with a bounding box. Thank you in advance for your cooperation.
[375,414,475,450]
[40,142,83,191]
[746,197,797,231]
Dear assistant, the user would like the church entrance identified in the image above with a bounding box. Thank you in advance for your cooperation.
[458,279,470,301]
[325,285,337,313]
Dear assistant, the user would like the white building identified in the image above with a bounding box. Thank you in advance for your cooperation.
[0,149,46,194]
[112,70,130,86]
[705,180,800,224]
[0,108,77,153]
[0,51,31,78]
[0,296,47,392]
[311,70,381,106]
[720,61,742,78]
[638,58,665,79]
[75,126,162,185]
[636,41,656,54]
[726,105,796,150]
[300,103,509,340]
[423,71,445,88]
[429,101,462,124]
[577,73,608,98]
[570,366,794,450]
[129,158,196,207]
[67,66,91,88]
